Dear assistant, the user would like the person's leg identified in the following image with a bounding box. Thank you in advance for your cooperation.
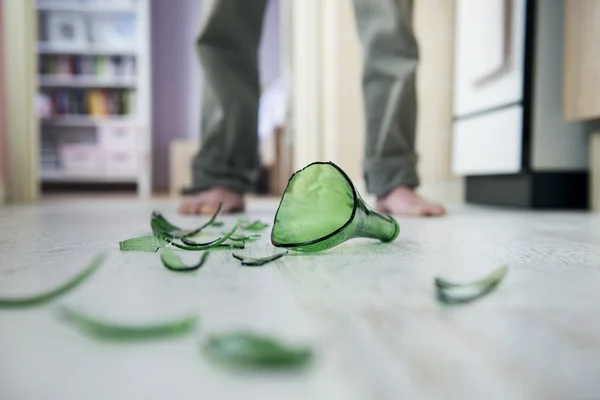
[179,0,269,215]
[352,0,445,216]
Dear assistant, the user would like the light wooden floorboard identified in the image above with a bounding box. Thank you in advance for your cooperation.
[1,199,599,400]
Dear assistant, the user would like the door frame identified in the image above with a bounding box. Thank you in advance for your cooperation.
[287,0,323,171]
[2,0,39,203]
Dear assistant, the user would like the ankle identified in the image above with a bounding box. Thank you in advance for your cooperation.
[206,186,245,195]
[379,186,416,201]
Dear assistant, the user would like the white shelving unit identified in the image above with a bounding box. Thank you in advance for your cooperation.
[36,0,152,197]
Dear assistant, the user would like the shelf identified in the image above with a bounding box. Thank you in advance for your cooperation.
[38,42,137,55]
[37,3,136,13]
[35,0,150,196]
[39,75,136,88]
[41,116,135,126]
[40,170,137,183]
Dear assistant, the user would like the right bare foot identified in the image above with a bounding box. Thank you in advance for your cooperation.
[376,186,446,217]
[178,187,245,215]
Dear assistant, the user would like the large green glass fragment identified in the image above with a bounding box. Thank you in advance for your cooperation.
[202,332,313,370]
[271,161,399,252]
[60,307,197,341]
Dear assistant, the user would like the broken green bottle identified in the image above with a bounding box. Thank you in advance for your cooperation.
[271,161,400,252]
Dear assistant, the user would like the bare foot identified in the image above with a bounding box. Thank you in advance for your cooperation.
[376,187,446,217]
[178,187,245,215]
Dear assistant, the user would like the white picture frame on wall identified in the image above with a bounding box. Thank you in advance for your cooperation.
[91,14,137,49]
[46,12,88,48]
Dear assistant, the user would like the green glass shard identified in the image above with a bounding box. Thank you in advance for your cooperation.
[202,332,313,370]
[0,253,106,308]
[164,221,241,251]
[151,202,223,239]
[150,212,180,236]
[228,234,261,242]
[119,235,168,252]
[240,220,269,231]
[181,237,245,249]
[435,266,508,305]
[271,161,399,252]
[180,237,221,247]
[232,251,288,267]
[215,242,245,250]
[60,307,197,341]
[160,248,210,272]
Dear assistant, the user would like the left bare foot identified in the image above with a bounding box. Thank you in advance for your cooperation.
[178,187,245,215]
[377,187,446,217]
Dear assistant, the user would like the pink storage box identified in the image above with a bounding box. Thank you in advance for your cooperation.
[59,143,103,173]
[99,123,138,152]
[105,150,138,175]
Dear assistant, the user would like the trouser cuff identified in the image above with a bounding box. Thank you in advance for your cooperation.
[183,163,256,195]
[364,155,420,198]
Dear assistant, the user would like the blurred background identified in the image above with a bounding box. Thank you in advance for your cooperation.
[0,0,598,211]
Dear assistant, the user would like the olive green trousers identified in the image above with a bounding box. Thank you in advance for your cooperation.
[190,0,419,198]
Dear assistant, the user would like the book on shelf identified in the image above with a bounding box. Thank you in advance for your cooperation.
[39,54,136,78]
[87,90,107,115]
[39,89,135,117]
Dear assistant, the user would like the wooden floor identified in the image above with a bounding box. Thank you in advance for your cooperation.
[1,198,600,400]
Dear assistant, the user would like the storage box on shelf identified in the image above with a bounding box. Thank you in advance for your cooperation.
[99,122,138,176]
[99,122,137,150]
[40,122,138,181]
[59,143,104,174]
[104,150,138,176]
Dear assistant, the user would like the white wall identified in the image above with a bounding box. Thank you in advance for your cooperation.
[414,0,457,183]
[0,0,6,202]
[2,0,38,203]
[260,0,281,88]
[151,0,281,191]
[151,0,202,190]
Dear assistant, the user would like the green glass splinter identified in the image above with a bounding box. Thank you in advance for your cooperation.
[271,161,399,252]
